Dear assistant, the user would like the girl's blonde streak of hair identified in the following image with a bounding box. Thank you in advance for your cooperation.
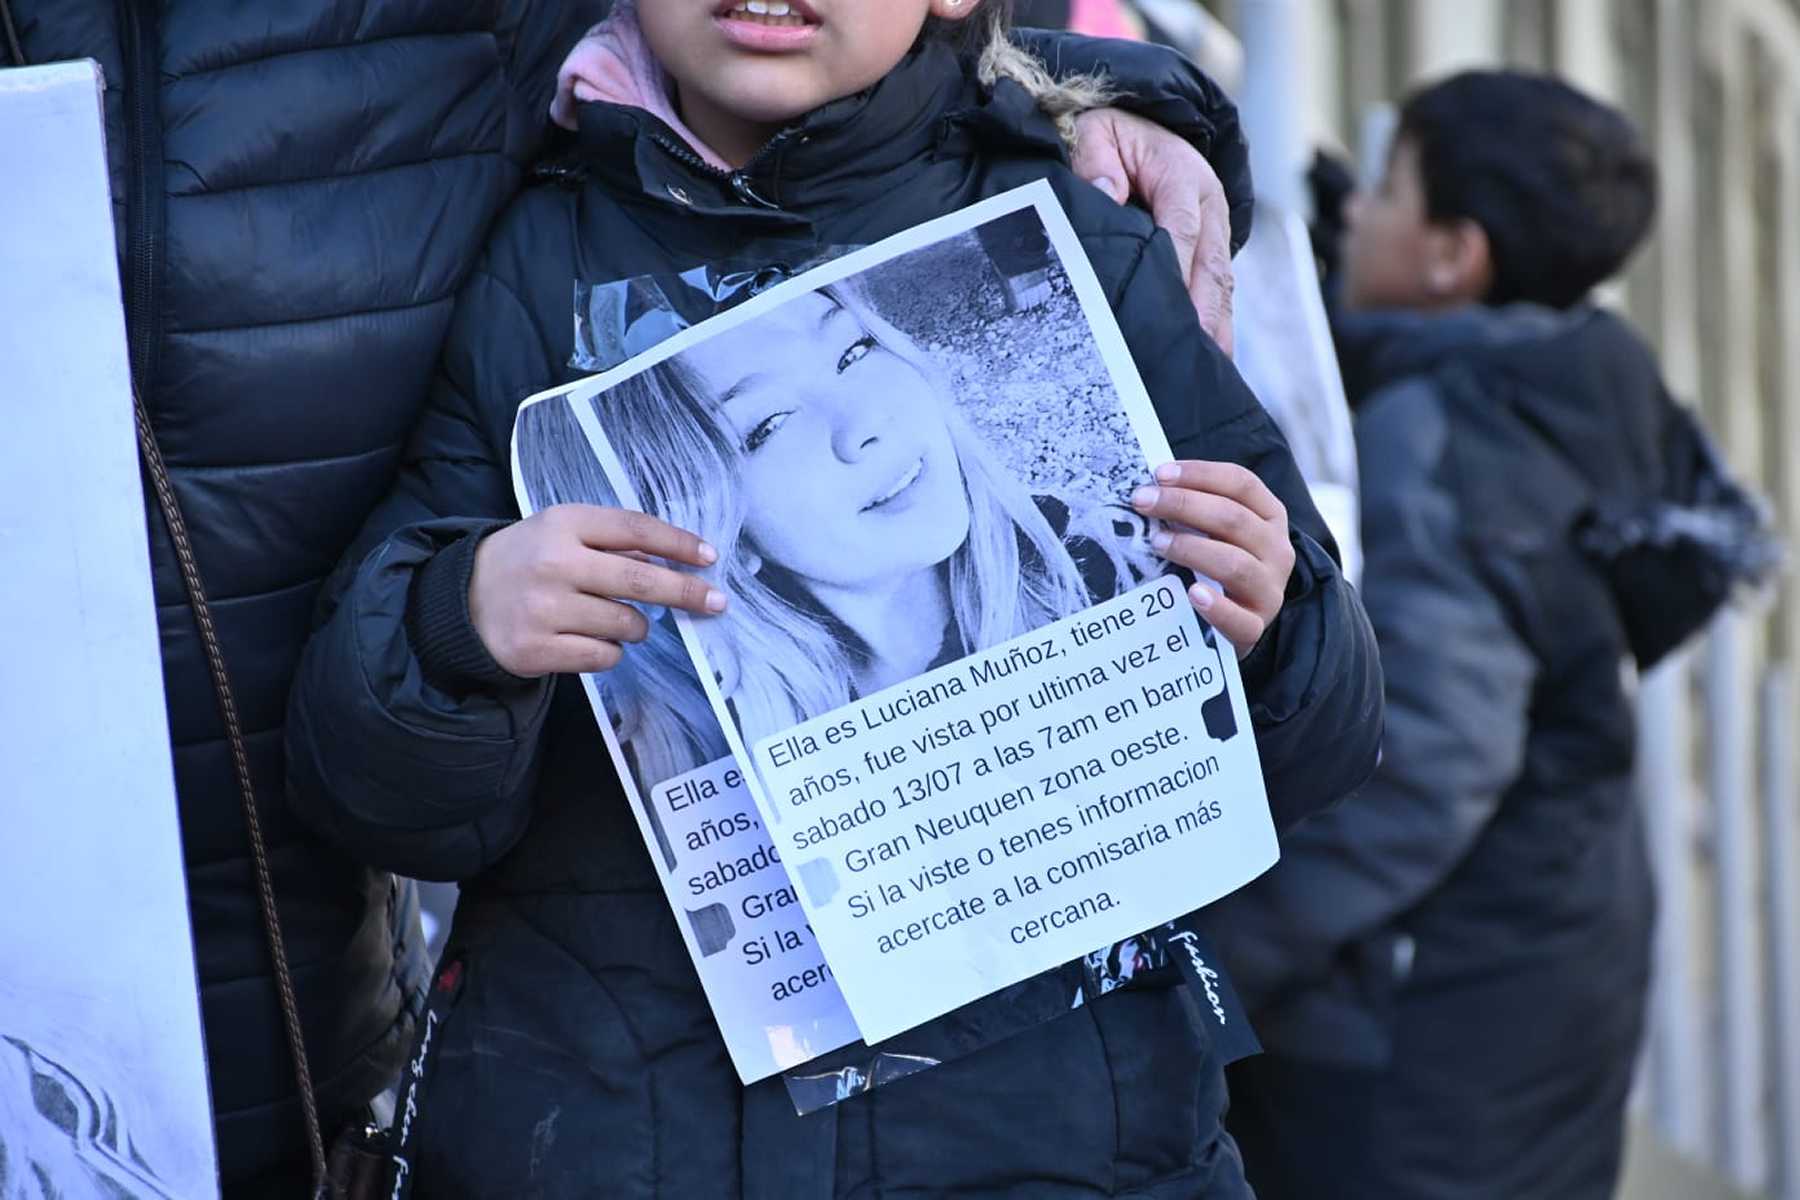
[974,10,1118,152]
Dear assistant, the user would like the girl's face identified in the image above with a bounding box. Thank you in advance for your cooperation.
[637,1,977,164]
[683,291,970,591]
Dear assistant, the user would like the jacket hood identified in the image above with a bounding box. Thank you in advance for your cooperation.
[555,32,1066,219]
[550,2,735,171]
[1338,303,1777,668]
[1336,304,1660,485]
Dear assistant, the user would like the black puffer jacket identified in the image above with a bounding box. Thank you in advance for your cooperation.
[7,3,590,1187]
[1213,304,1767,1199]
[286,41,1382,1199]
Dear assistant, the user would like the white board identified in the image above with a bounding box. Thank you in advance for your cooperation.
[0,60,220,1199]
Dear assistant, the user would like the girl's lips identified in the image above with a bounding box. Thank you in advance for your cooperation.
[715,1,822,52]
[862,458,926,514]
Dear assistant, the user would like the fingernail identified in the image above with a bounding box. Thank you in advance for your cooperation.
[1095,175,1124,202]
[705,589,728,613]
[1190,584,1215,610]
[698,541,718,565]
[1150,530,1173,554]
[1154,463,1181,483]
[1131,486,1159,510]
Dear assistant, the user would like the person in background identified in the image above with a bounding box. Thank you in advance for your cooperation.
[1208,70,1775,1200]
[4,2,1256,1194]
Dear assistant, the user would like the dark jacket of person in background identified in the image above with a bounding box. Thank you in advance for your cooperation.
[282,28,1382,1198]
[1212,70,1774,1200]
[1221,305,1669,1197]
[1218,307,1774,1200]
[6,4,594,1190]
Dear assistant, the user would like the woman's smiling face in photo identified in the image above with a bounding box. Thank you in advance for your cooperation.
[684,290,970,590]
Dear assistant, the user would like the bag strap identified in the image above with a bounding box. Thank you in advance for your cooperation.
[2,0,22,68]
[133,390,330,1195]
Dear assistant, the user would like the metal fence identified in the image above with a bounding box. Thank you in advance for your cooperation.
[1639,625,1800,1198]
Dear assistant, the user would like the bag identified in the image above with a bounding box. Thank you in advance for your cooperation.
[326,1120,391,1200]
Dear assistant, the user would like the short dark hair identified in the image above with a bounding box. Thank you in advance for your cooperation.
[1398,70,1658,309]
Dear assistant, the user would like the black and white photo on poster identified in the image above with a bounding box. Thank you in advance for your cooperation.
[579,219,1171,756]
[559,183,1278,1044]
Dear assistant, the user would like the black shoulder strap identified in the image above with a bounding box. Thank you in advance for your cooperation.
[2,0,24,68]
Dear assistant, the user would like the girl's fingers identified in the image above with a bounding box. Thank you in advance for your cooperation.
[1146,461,1286,522]
[566,550,726,615]
[552,594,652,645]
[1131,486,1279,559]
[547,504,719,568]
[1153,531,1284,619]
[1186,584,1267,657]
[1129,463,1290,656]
[544,633,626,676]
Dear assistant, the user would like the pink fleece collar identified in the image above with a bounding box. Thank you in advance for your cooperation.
[549,1,734,171]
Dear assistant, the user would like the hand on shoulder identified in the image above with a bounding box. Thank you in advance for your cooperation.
[1071,108,1235,354]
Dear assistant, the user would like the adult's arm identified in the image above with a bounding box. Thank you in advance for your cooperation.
[1207,380,1538,1012]
[1025,31,1251,349]
[285,268,559,881]
[1018,29,1253,252]
[1103,224,1384,832]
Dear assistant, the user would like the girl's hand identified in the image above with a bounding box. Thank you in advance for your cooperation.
[469,505,725,678]
[1131,462,1295,656]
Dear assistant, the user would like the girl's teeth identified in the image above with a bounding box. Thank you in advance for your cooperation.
[730,1,806,26]
[871,461,923,507]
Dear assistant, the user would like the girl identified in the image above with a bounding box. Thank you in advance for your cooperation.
[289,2,1382,1195]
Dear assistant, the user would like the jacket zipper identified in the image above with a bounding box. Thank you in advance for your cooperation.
[120,0,164,398]
[649,129,794,210]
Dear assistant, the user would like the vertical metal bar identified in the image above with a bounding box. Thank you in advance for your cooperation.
[1405,0,1504,80]
[1237,0,1308,215]
[1640,0,1707,1160]
[1707,614,1764,1190]
[1762,668,1800,1200]
[1640,650,1707,1155]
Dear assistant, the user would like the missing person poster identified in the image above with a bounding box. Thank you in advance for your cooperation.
[522,183,1278,1048]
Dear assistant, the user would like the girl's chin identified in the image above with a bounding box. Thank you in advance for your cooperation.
[805,549,962,594]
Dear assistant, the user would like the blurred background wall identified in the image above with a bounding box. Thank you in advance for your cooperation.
[1169,2,1800,1196]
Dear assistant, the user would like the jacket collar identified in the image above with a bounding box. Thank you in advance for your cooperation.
[1331,303,1586,406]
[567,39,1067,221]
